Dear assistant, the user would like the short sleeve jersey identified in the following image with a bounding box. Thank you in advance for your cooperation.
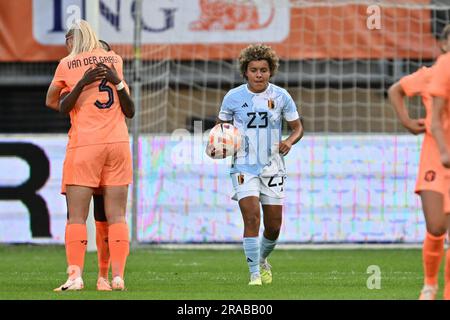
[428,52,450,134]
[51,48,129,148]
[399,66,433,132]
[218,83,300,176]
[428,53,450,98]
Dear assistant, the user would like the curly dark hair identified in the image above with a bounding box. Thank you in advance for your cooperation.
[238,44,279,80]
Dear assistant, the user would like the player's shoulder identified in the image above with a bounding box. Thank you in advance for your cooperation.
[435,52,450,65]
[269,83,289,94]
[269,83,293,99]
[402,65,430,81]
[417,65,433,78]
[224,84,247,100]
[54,54,75,73]
[416,65,430,74]
[105,49,122,59]
[58,54,72,65]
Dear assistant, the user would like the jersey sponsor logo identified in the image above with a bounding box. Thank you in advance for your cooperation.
[424,170,436,182]
[241,102,249,108]
[246,257,253,262]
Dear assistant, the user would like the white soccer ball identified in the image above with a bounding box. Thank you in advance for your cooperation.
[206,123,242,159]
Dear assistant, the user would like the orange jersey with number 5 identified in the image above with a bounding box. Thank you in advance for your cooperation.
[51,48,129,148]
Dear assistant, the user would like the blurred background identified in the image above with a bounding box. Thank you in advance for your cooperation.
[1,0,449,245]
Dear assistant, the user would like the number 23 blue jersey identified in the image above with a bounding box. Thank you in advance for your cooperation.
[218,83,300,176]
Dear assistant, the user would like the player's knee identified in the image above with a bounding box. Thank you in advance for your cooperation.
[243,215,260,229]
[426,225,447,237]
[68,216,87,224]
[93,195,107,222]
[105,209,127,224]
[105,214,127,224]
[265,227,280,240]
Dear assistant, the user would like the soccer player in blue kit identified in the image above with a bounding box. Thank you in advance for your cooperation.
[213,44,303,285]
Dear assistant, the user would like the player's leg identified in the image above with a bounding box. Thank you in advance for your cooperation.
[93,192,111,291]
[54,185,93,291]
[231,173,263,285]
[101,142,133,291]
[55,144,106,291]
[419,190,447,300]
[257,175,285,284]
[414,136,447,299]
[441,186,450,300]
[238,195,262,285]
[260,202,282,285]
[103,185,129,290]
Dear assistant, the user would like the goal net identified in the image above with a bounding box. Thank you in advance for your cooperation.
[3,0,450,244]
[114,0,450,243]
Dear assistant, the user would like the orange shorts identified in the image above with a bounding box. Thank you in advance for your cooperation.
[62,142,132,193]
[415,133,450,213]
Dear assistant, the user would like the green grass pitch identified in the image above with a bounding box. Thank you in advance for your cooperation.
[0,245,444,300]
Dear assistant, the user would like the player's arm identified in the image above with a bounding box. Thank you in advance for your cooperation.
[215,118,232,124]
[215,104,233,125]
[97,63,135,118]
[45,85,63,111]
[387,81,425,135]
[431,96,450,168]
[279,118,303,156]
[116,85,135,118]
[59,66,107,114]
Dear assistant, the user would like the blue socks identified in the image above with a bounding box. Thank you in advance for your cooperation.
[260,235,277,263]
[243,237,260,275]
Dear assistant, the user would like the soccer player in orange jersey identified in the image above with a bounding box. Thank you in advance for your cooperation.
[428,25,450,301]
[45,20,134,291]
[47,39,118,291]
[389,25,450,300]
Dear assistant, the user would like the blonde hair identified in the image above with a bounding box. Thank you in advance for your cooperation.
[238,44,279,80]
[67,20,101,57]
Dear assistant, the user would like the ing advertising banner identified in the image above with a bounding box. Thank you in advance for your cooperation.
[0,0,443,61]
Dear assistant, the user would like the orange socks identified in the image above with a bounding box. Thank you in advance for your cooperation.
[108,223,129,279]
[95,221,110,279]
[422,232,445,285]
[65,224,87,278]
